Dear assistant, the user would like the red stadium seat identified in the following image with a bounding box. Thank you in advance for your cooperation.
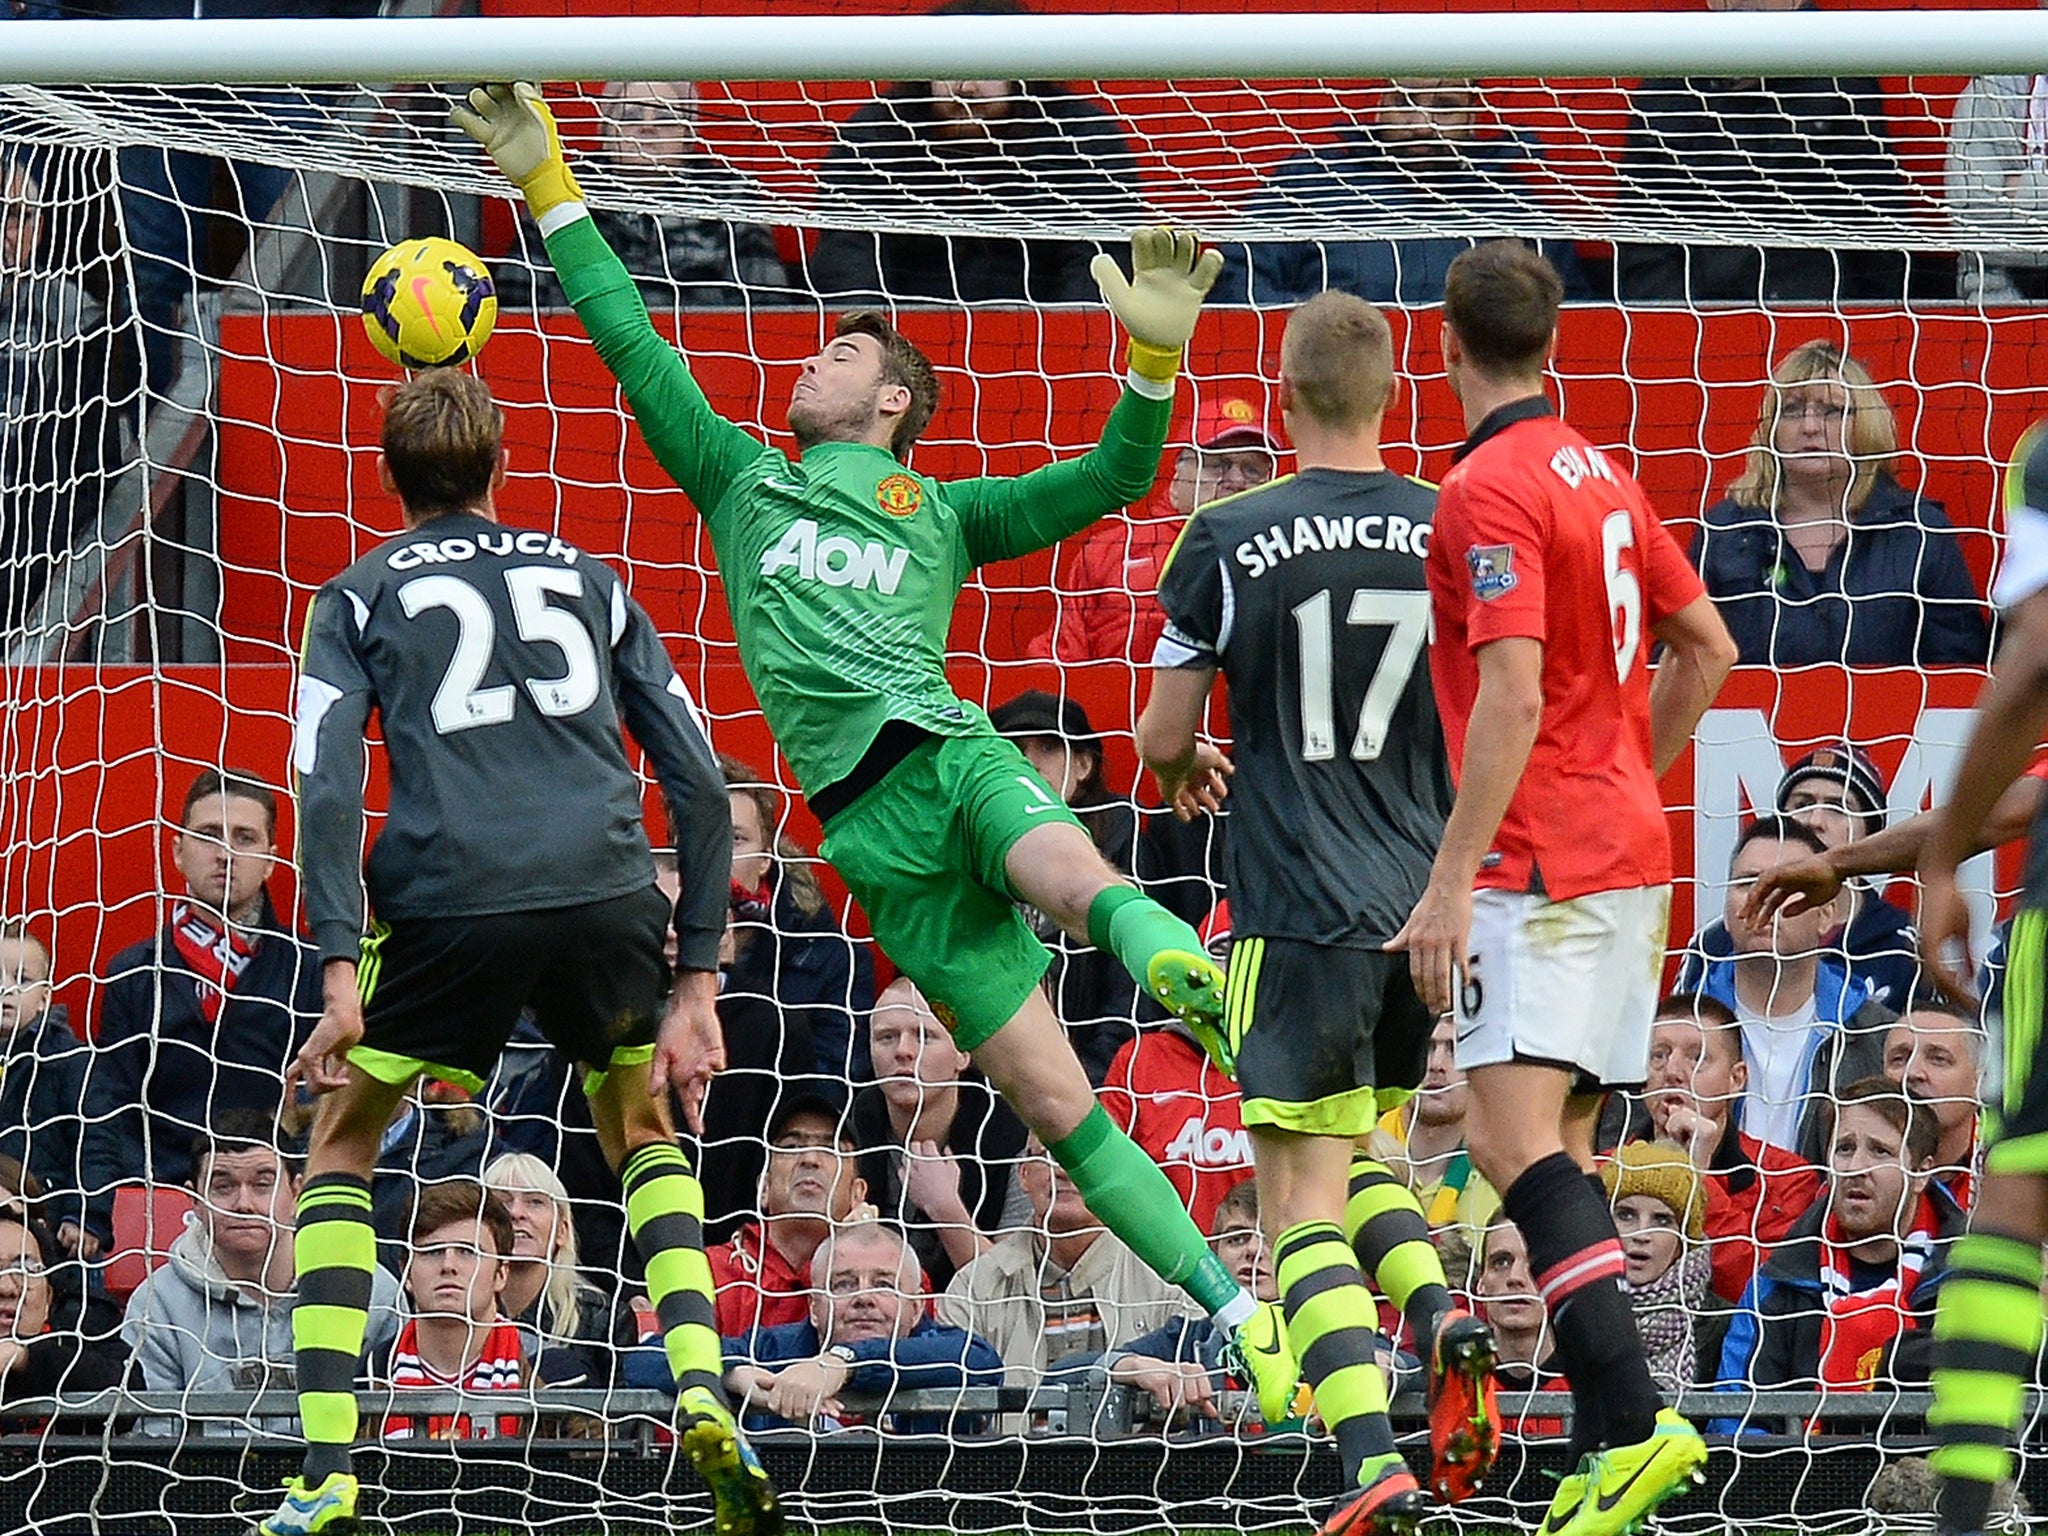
[101,1185,194,1302]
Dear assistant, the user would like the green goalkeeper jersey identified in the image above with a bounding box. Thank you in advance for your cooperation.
[542,212,1171,799]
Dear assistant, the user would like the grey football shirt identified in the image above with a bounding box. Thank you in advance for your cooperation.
[294,511,727,972]
[1154,469,1453,945]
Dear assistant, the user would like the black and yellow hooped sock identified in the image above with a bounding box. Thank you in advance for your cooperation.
[621,1141,725,1398]
[293,1172,376,1483]
[1275,1220,1400,1489]
[1930,1230,2044,1534]
[1345,1157,1455,1349]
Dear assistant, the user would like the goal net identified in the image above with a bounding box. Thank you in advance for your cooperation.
[0,8,2043,1534]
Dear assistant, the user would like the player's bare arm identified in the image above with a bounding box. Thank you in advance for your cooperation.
[284,957,366,1102]
[652,966,724,1135]
[1749,773,2046,926]
[1136,666,1232,822]
[1645,593,1738,779]
[1389,635,1543,1016]
[1920,584,2048,1001]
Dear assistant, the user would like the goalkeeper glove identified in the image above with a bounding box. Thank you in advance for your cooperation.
[1091,226,1224,387]
[452,82,584,221]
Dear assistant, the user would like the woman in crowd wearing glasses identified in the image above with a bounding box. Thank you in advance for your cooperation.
[1690,339,1992,667]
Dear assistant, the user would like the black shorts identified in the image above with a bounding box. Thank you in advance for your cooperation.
[1227,937,1433,1137]
[1988,905,2048,1175]
[354,885,668,1091]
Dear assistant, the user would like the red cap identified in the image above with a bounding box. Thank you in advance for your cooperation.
[1191,391,1279,451]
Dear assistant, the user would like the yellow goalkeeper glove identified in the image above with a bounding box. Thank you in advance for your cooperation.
[452,82,584,221]
[1090,226,1224,387]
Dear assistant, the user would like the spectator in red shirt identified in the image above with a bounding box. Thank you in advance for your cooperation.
[710,1092,872,1339]
[1638,994,1822,1305]
[1029,391,1281,664]
[1097,1022,1250,1234]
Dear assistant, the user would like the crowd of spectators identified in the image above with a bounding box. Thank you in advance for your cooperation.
[0,703,2021,1450]
[1,9,2033,674]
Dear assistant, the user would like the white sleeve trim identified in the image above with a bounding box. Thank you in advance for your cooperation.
[1994,503,2048,610]
[609,581,628,647]
[1215,558,1237,653]
[293,676,344,775]
[536,201,591,238]
[666,674,713,745]
[1124,368,1175,401]
[1150,632,1209,669]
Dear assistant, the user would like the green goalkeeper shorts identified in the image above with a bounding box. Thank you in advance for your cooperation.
[820,729,1087,1052]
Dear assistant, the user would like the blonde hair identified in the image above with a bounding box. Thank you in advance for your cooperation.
[1281,291,1394,430]
[1727,340,1899,517]
[483,1152,583,1344]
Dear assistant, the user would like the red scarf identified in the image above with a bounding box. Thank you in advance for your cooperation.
[1815,1193,1941,1389]
[169,903,256,1025]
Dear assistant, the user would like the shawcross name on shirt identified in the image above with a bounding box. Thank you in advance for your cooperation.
[387,531,582,572]
[1234,512,1429,579]
[760,518,912,595]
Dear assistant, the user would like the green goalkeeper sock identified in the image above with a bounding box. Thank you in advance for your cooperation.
[1048,1103,1246,1321]
[1086,883,1208,987]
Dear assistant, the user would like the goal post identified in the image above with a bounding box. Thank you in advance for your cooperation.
[5,10,2048,83]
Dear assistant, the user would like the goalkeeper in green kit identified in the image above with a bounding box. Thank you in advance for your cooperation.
[456,82,1301,1424]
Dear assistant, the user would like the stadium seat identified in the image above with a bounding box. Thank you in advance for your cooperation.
[101,1185,194,1301]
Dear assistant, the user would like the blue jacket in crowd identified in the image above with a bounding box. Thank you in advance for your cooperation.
[1691,471,1992,668]
[702,1317,1005,1434]
[1691,953,1893,1166]
[1209,132,1589,307]
[1709,1183,1964,1431]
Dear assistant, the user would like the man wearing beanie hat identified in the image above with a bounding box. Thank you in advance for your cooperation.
[1030,389,1281,663]
[1678,741,1921,1010]
[1601,1142,1712,1395]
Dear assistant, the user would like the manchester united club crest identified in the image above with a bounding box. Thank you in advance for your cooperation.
[876,473,923,518]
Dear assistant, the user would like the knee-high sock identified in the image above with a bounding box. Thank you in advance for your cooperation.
[1048,1103,1247,1323]
[293,1172,376,1483]
[1502,1152,1662,1452]
[621,1142,725,1397]
[1087,884,1209,991]
[1345,1157,1454,1350]
[1275,1221,1401,1489]
[1930,1230,2043,1535]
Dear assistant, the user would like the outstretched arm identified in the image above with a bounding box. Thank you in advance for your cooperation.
[293,583,378,968]
[1921,585,2048,1001]
[957,228,1221,566]
[456,83,765,522]
[1745,774,2044,925]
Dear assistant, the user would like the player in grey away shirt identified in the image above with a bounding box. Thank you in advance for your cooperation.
[1138,293,1496,1536]
[264,370,779,1536]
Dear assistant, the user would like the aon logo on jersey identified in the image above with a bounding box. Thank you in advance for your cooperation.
[1163,1117,1251,1167]
[761,519,910,594]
